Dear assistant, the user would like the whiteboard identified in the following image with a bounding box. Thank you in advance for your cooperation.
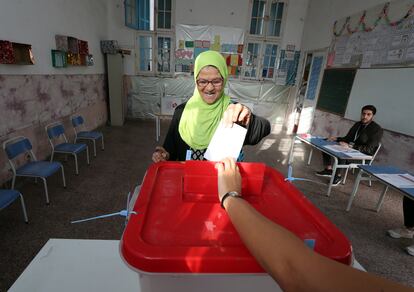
[345,68,414,136]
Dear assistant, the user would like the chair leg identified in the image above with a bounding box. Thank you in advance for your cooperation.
[74,154,79,175]
[42,178,50,205]
[307,148,313,165]
[369,175,372,187]
[86,147,90,165]
[19,194,29,223]
[12,176,16,189]
[61,165,66,188]
[375,185,388,212]
[346,169,363,212]
[343,168,350,184]
[92,140,97,157]
[50,152,54,162]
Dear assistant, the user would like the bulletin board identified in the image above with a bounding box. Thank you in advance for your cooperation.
[327,0,414,69]
[175,24,244,77]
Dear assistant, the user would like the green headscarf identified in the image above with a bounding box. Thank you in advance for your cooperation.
[178,51,230,150]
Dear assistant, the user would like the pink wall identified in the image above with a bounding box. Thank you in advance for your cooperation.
[311,109,414,171]
[0,74,107,184]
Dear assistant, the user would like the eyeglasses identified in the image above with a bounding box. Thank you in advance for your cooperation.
[196,78,223,88]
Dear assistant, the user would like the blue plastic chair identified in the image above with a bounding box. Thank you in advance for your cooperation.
[46,121,90,175]
[0,189,28,223]
[71,115,104,157]
[3,136,66,205]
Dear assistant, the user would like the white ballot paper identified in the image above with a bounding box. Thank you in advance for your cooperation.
[204,122,247,161]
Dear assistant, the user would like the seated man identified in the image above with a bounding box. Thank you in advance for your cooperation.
[316,104,383,186]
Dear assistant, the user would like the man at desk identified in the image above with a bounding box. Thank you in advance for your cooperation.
[316,105,383,185]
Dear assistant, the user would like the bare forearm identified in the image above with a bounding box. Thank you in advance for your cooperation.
[224,197,413,292]
[224,196,314,290]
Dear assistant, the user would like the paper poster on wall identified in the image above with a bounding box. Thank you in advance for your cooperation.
[277,50,301,85]
[230,54,239,66]
[194,47,208,60]
[387,48,405,62]
[175,49,194,59]
[306,56,323,100]
[175,24,244,76]
[329,2,414,68]
[410,33,414,45]
[405,46,414,60]
[361,51,374,68]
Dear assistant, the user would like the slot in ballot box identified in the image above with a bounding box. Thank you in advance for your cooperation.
[121,161,352,292]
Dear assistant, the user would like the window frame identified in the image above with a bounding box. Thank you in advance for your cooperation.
[241,38,280,81]
[247,0,287,40]
[155,0,175,32]
[155,33,175,76]
[129,0,175,76]
[135,31,155,75]
[241,0,287,81]
[135,31,175,76]
[125,0,139,30]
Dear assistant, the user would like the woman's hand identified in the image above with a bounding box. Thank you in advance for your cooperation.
[152,146,170,163]
[215,157,242,202]
[223,103,251,127]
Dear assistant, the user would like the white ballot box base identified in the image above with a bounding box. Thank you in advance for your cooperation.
[9,239,140,292]
[9,239,365,292]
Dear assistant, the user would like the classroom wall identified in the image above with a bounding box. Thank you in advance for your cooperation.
[107,0,309,133]
[301,0,392,51]
[0,0,109,184]
[300,0,414,170]
[107,0,309,75]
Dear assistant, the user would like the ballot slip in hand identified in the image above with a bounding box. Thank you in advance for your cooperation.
[204,122,247,161]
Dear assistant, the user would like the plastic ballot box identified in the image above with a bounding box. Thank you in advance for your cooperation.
[121,161,352,292]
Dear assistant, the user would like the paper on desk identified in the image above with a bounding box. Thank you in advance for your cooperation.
[204,122,247,161]
[323,144,360,154]
[375,173,414,188]
[323,144,370,157]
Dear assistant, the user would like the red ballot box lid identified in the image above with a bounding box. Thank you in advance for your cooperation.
[121,161,352,273]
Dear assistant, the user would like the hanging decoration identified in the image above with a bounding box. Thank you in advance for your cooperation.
[333,2,414,36]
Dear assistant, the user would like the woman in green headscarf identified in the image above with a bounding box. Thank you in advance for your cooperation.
[152,50,270,162]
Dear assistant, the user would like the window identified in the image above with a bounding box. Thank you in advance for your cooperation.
[268,2,284,37]
[125,0,137,29]
[137,35,153,72]
[250,0,266,35]
[157,0,172,30]
[262,43,278,78]
[128,0,174,75]
[244,42,261,78]
[157,36,172,73]
[249,0,285,38]
[242,0,285,80]
[243,41,278,80]
[125,0,152,30]
[136,33,174,75]
[125,0,172,31]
